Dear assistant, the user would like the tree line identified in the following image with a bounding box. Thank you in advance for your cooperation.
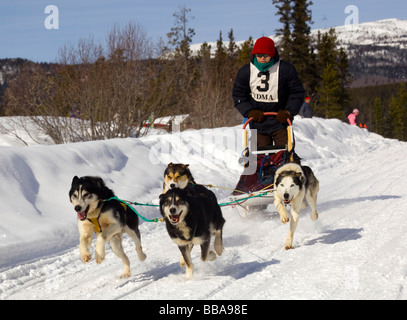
[351,82,407,141]
[0,2,406,143]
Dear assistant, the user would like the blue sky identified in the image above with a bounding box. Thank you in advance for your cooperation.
[1,0,406,62]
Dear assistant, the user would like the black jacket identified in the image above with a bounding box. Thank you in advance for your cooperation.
[232,49,305,133]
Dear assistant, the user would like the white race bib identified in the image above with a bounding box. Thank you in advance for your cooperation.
[249,60,280,103]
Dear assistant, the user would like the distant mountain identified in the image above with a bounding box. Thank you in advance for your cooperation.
[191,18,407,87]
[332,19,407,86]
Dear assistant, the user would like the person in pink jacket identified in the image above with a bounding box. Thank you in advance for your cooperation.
[348,109,359,125]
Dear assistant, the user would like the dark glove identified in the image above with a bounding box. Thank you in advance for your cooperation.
[248,110,265,123]
[276,110,292,124]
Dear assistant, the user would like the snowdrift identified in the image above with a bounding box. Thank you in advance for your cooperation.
[1,116,407,300]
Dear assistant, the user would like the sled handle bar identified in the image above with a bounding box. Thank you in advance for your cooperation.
[242,112,294,159]
[242,112,292,129]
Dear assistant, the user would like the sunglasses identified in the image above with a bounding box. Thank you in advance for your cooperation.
[255,54,270,58]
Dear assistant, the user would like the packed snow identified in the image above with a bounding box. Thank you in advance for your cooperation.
[0,116,407,300]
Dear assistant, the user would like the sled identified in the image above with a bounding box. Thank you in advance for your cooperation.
[228,112,294,214]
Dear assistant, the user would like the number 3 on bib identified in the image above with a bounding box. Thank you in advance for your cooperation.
[249,61,279,103]
[257,72,270,92]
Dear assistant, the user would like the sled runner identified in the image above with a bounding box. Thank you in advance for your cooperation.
[228,112,294,214]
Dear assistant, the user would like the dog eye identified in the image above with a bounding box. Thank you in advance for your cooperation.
[72,194,78,199]
[291,184,294,187]
[83,192,90,198]
[280,184,284,187]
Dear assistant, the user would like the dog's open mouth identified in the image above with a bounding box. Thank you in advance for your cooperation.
[77,206,90,221]
[283,200,291,205]
[169,211,182,224]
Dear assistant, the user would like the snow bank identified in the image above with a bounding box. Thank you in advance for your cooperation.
[1,116,407,300]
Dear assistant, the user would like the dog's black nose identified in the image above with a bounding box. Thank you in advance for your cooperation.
[170,207,176,214]
[284,193,290,200]
[170,183,176,189]
[74,205,82,212]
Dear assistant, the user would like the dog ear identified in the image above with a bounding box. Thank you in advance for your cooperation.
[168,162,174,167]
[296,172,306,184]
[72,176,79,185]
[182,164,190,168]
[92,177,105,188]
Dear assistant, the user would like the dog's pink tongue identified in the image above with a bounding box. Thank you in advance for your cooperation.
[77,211,87,221]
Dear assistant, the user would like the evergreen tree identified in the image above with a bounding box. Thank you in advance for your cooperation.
[389,83,407,140]
[165,6,197,115]
[272,0,317,94]
[336,47,352,107]
[166,6,195,61]
[215,31,227,60]
[213,31,228,86]
[317,63,344,119]
[227,28,238,58]
[372,97,385,136]
[290,0,315,92]
[389,95,404,140]
[314,28,351,119]
[197,42,212,61]
[400,83,407,140]
[272,0,293,60]
[237,37,254,65]
[316,29,337,68]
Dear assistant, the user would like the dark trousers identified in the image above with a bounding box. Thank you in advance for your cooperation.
[257,129,301,164]
[257,129,288,148]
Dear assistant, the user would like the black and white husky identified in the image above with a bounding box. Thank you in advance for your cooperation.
[273,163,319,250]
[159,185,225,279]
[69,176,147,278]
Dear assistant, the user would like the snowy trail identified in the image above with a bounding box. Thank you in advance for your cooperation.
[1,117,407,300]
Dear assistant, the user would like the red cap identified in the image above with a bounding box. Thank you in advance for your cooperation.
[252,37,276,57]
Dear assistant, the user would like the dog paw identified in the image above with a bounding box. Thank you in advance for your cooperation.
[180,256,186,269]
[280,214,289,224]
[214,236,224,256]
[206,250,217,261]
[185,265,194,280]
[214,244,224,256]
[311,211,318,221]
[138,251,147,261]
[120,271,131,279]
[285,238,294,250]
[81,253,91,263]
[95,251,105,264]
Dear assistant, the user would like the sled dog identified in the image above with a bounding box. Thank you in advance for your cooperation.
[163,163,196,193]
[162,162,218,203]
[69,176,147,278]
[159,185,225,279]
[273,163,319,250]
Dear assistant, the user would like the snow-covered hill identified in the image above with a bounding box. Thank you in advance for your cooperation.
[333,18,407,49]
[191,18,407,52]
[1,116,407,300]
[191,18,407,85]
